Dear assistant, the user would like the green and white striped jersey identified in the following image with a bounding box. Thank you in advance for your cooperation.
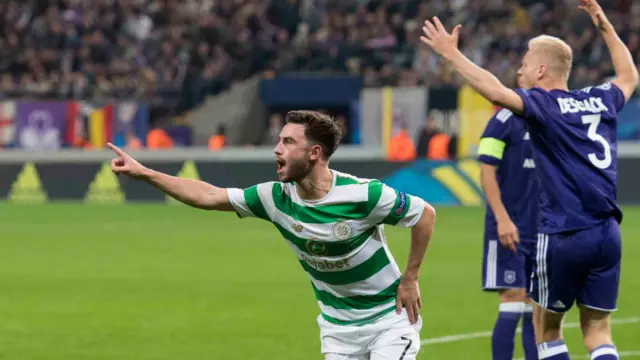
[227,170,426,327]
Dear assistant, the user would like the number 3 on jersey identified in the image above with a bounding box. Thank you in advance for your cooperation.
[582,114,612,169]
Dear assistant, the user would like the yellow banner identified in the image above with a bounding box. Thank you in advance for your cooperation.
[88,109,105,148]
[457,85,496,157]
[381,87,393,155]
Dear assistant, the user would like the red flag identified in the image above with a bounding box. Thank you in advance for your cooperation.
[103,104,113,144]
[65,101,79,146]
[0,101,15,146]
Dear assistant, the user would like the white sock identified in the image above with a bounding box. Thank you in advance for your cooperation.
[537,340,569,359]
[591,344,619,359]
[499,302,526,313]
[524,303,533,313]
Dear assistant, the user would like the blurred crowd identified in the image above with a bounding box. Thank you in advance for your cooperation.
[292,0,640,89]
[0,0,300,123]
[0,0,639,124]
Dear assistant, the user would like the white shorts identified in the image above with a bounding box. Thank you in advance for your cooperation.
[319,308,422,360]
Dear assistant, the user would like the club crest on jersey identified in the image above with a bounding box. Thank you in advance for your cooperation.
[523,158,535,168]
[306,239,327,256]
[504,270,516,285]
[333,221,352,240]
[292,223,303,232]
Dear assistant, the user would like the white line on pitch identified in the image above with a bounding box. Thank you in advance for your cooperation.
[515,351,640,360]
[421,316,640,345]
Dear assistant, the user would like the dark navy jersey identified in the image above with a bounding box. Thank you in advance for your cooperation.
[478,108,540,240]
[514,82,625,234]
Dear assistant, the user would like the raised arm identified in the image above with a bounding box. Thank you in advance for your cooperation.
[579,0,639,101]
[420,17,524,115]
[107,143,233,211]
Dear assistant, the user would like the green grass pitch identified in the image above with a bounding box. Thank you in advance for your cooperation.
[0,204,638,359]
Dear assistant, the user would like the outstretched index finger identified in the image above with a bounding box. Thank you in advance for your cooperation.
[107,142,126,157]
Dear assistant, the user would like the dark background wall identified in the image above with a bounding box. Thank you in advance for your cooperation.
[2,158,639,205]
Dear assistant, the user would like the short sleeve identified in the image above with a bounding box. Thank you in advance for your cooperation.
[368,181,426,228]
[514,87,550,125]
[581,82,626,112]
[477,109,513,166]
[227,183,273,221]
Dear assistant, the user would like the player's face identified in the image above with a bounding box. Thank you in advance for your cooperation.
[516,50,541,89]
[274,123,321,182]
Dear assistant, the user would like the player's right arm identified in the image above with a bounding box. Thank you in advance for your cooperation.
[146,167,233,211]
[420,17,524,115]
[580,0,639,102]
[106,143,236,212]
[478,111,518,252]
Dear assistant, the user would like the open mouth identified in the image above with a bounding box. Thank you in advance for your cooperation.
[276,159,285,173]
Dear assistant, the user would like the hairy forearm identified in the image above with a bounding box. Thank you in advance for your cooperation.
[404,205,436,281]
[481,167,509,222]
[142,167,228,210]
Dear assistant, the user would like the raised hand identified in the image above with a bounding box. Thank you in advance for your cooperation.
[106,142,149,179]
[420,17,462,60]
[578,0,608,31]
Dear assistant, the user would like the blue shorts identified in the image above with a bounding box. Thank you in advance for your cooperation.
[532,217,621,313]
[482,235,536,292]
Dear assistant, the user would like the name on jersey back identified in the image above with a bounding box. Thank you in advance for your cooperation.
[557,96,608,114]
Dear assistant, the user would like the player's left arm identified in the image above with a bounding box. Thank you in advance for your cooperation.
[370,181,436,325]
[580,0,639,102]
[404,200,436,282]
[374,184,436,282]
[420,17,525,115]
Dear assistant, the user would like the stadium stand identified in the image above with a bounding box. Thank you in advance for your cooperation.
[0,0,638,147]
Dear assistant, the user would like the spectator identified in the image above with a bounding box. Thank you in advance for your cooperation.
[388,120,417,162]
[264,113,284,145]
[146,126,174,150]
[125,130,143,149]
[416,114,454,160]
[334,115,349,144]
[208,125,226,151]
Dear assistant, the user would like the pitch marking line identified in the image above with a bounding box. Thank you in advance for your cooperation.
[421,316,640,346]
[515,351,640,359]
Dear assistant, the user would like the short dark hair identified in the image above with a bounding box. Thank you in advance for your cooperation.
[285,110,343,159]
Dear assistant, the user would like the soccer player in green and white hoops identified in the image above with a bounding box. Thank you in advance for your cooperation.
[106,110,437,360]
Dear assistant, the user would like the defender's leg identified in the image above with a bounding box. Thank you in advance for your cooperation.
[492,288,527,360]
[579,306,618,359]
[531,233,579,359]
[483,237,532,360]
[522,240,538,360]
[533,304,570,359]
[577,218,622,360]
